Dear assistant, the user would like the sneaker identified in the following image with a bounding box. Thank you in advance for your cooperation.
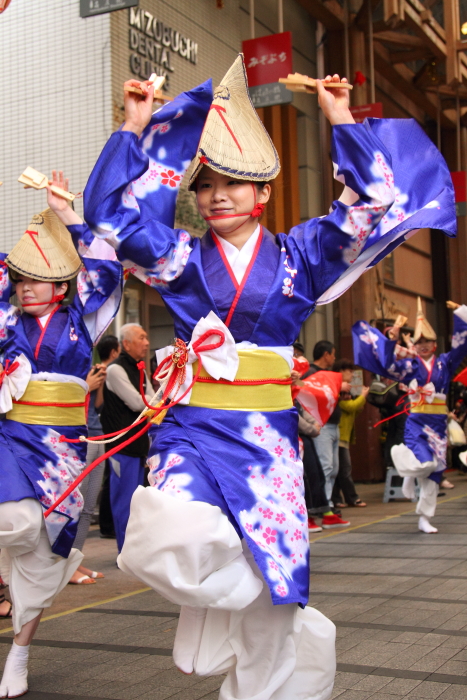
[321,514,350,529]
[308,517,323,533]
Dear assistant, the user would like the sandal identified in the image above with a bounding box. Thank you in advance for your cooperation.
[440,479,455,489]
[77,565,104,580]
[88,571,105,580]
[0,594,12,618]
[68,575,96,585]
[351,500,367,507]
[334,503,348,509]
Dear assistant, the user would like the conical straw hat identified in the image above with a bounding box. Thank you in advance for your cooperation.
[6,208,82,281]
[413,296,437,343]
[188,54,280,188]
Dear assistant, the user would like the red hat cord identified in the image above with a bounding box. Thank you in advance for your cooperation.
[202,180,265,233]
[20,282,65,307]
[14,230,65,307]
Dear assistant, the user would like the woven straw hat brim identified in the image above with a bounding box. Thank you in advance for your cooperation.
[6,208,82,282]
[413,296,437,343]
[188,54,280,188]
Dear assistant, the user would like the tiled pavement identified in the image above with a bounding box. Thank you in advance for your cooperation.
[2,479,467,700]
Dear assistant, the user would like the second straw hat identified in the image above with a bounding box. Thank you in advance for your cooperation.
[6,208,82,281]
[413,296,437,343]
[189,54,280,187]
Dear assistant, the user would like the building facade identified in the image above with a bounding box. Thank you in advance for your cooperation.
[1,0,466,480]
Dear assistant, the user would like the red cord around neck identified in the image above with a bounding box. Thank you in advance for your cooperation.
[203,182,264,233]
[21,282,65,308]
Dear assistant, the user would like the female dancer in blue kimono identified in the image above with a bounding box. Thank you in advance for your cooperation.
[352,299,467,534]
[0,180,123,699]
[82,55,456,700]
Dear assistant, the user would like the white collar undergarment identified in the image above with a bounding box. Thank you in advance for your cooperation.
[212,225,261,284]
[37,312,51,328]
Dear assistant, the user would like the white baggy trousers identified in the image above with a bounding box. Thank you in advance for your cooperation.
[118,486,336,700]
[0,499,82,634]
[391,444,439,519]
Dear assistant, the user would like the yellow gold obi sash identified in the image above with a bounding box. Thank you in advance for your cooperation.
[410,399,448,415]
[189,349,293,412]
[6,381,87,426]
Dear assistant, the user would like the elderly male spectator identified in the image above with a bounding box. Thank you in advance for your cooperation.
[101,324,151,552]
[69,334,121,583]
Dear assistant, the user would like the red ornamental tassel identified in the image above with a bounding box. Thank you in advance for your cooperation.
[354,71,367,87]
[250,203,265,218]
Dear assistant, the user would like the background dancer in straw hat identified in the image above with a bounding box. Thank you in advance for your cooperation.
[0,175,124,698]
[353,297,467,534]
[83,55,456,700]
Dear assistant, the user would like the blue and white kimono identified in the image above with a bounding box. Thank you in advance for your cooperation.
[0,239,123,557]
[83,83,456,606]
[352,308,467,483]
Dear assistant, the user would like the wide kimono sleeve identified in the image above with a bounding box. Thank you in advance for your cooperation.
[352,320,418,382]
[0,254,12,305]
[67,223,124,344]
[83,81,212,293]
[286,118,456,306]
[443,305,467,377]
[0,254,20,349]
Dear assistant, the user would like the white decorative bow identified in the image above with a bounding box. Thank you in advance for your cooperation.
[408,379,435,405]
[0,353,32,413]
[155,311,239,405]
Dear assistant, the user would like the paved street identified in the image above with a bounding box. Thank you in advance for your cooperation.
[2,475,467,700]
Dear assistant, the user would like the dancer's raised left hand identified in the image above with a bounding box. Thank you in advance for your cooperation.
[46,170,82,226]
[316,74,355,125]
[122,79,155,137]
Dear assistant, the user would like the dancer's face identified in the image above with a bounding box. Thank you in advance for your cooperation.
[415,338,436,360]
[195,166,270,237]
[14,275,67,317]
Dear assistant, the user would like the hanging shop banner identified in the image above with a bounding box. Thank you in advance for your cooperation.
[349,102,383,123]
[242,31,293,88]
[451,171,466,216]
[249,82,292,108]
[80,0,138,17]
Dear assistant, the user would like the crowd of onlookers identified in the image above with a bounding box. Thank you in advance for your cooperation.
[292,340,369,534]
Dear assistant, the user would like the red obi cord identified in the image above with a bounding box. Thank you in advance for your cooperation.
[372,384,434,428]
[0,359,20,389]
[44,329,227,519]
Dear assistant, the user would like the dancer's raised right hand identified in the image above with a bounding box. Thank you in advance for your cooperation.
[122,79,155,137]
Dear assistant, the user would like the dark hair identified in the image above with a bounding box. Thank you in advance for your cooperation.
[57,280,71,299]
[96,334,119,361]
[333,358,354,372]
[293,341,305,354]
[313,340,335,361]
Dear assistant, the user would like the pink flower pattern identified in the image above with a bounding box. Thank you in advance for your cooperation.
[238,413,308,601]
[147,452,193,501]
[37,429,85,546]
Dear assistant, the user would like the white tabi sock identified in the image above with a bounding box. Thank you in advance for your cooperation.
[173,606,207,675]
[418,516,438,534]
[0,642,29,698]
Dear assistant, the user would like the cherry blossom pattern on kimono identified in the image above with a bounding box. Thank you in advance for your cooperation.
[0,304,20,345]
[238,413,308,601]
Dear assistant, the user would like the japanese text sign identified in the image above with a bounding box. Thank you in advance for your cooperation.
[242,32,292,88]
